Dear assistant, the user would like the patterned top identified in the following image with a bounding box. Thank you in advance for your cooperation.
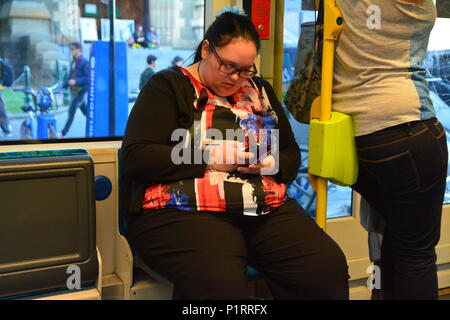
[142,68,288,216]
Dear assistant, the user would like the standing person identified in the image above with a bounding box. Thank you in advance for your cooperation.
[0,57,13,137]
[170,55,184,67]
[0,92,11,137]
[147,26,160,48]
[139,54,158,90]
[133,25,149,48]
[59,42,89,138]
[121,11,349,300]
[333,0,448,299]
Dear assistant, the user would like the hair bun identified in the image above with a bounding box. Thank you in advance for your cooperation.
[216,6,247,17]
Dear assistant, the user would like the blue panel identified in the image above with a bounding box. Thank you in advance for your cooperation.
[86,41,109,138]
[114,42,128,137]
[37,114,57,139]
[86,41,128,138]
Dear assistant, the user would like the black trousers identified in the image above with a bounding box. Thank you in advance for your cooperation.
[353,117,448,300]
[127,199,349,300]
[61,90,87,136]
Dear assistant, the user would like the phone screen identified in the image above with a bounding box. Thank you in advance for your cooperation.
[245,143,271,163]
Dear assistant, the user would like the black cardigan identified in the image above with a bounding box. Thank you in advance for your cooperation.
[120,66,300,216]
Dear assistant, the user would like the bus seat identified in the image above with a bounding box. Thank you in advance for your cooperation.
[0,150,101,300]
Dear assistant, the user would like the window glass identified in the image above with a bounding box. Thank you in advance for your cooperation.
[425,15,450,204]
[282,0,352,219]
[282,1,450,218]
[0,0,204,143]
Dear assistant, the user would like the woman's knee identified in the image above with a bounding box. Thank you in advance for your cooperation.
[174,261,250,299]
[308,238,349,299]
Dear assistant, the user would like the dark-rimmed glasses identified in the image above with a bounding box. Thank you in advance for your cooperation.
[210,45,257,79]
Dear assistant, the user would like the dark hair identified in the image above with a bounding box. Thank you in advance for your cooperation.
[171,56,184,66]
[70,42,83,50]
[146,54,158,64]
[193,12,261,63]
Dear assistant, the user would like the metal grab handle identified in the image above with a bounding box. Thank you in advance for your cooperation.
[308,0,344,231]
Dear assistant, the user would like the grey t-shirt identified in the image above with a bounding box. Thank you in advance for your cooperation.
[333,0,436,136]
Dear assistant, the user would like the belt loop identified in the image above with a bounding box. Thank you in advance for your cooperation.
[406,122,413,136]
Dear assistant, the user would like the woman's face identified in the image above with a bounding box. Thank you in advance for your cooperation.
[201,38,257,97]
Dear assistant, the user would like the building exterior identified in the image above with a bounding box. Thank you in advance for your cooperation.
[0,0,204,86]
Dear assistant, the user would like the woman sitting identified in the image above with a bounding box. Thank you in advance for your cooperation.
[120,11,349,300]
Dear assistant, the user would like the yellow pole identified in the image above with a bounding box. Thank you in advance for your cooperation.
[312,0,343,231]
[315,178,328,230]
[273,0,285,100]
[320,38,335,122]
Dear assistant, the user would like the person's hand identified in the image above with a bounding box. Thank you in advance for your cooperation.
[236,155,277,175]
[68,79,76,86]
[206,140,253,172]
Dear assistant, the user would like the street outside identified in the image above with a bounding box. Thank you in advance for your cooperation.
[2,45,196,141]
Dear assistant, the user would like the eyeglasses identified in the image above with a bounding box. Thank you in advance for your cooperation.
[210,45,257,79]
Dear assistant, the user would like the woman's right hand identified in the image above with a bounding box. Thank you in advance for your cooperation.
[206,140,253,172]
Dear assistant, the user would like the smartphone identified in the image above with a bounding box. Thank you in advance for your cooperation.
[244,143,271,164]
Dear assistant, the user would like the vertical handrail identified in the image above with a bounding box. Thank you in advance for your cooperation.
[310,0,343,231]
[273,0,284,100]
[24,65,33,107]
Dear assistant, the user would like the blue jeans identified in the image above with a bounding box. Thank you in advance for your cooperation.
[353,117,448,299]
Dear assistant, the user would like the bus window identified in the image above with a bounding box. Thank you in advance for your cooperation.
[425,16,450,204]
[0,0,204,143]
[282,0,450,218]
[282,0,352,219]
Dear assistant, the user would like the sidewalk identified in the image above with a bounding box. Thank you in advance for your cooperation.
[8,105,69,120]
[4,105,86,140]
